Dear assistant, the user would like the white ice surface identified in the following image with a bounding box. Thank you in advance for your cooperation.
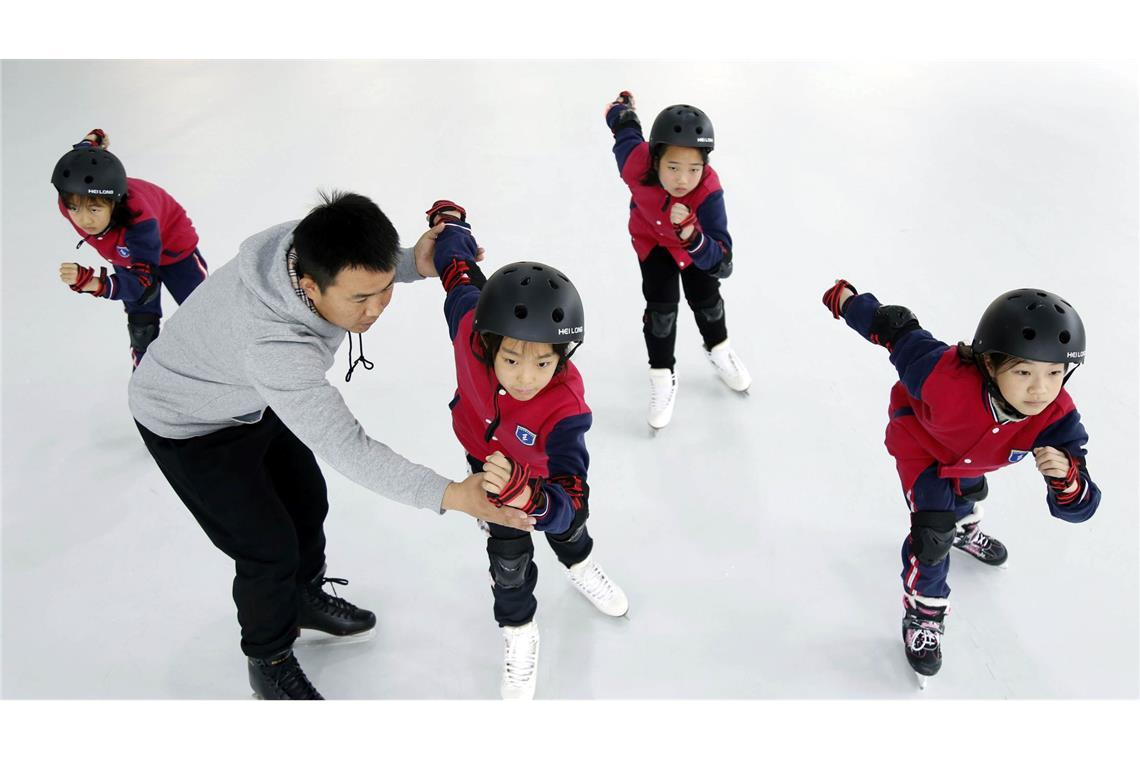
[1,61,1137,699]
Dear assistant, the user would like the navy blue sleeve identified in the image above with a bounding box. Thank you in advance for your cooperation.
[606,105,644,174]
[687,189,732,271]
[842,292,948,399]
[104,219,162,302]
[1032,409,1101,523]
[432,220,482,340]
[534,412,592,534]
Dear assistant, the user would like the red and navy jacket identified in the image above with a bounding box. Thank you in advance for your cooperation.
[843,292,1100,523]
[59,177,199,302]
[605,104,732,272]
[435,220,592,534]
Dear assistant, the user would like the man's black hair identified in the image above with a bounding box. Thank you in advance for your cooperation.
[292,190,400,291]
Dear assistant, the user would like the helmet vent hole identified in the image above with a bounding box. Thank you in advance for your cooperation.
[503,267,517,274]
[1036,292,1047,297]
[1053,304,1065,314]
[1027,302,1040,311]
[1059,330,1071,344]
[552,308,564,323]
[1022,328,1036,340]
[548,279,559,290]
[520,276,531,287]
[672,125,682,134]
[531,265,543,271]
[83,175,94,184]
[514,305,528,319]
[91,158,99,165]
[1007,294,1022,300]
[62,169,71,178]
[558,273,569,282]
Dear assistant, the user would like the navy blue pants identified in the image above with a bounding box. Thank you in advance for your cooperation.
[900,464,984,599]
[121,249,209,365]
[467,455,592,627]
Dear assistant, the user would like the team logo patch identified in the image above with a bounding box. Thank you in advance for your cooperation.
[116,246,131,258]
[515,425,536,446]
[1008,449,1030,463]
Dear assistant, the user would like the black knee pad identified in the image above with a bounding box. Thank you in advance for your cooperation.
[960,476,989,503]
[909,510,958,565]
[487,536,533,589]
[548,522,588,547]
[691,296,725,326]
[644,303,678,339]
[127,313,161,355]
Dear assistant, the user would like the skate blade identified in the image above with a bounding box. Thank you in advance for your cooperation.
[916,673,929,690]
[295,626,377,647]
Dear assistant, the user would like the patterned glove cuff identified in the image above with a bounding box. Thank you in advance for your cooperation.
[1048,454,1082,505]
[823,279,858,320]
[425,200,467,227]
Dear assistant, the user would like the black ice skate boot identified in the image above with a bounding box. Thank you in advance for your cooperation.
[902,598,947,681]
[298,569,376,637]
[953,521,1008,566]
[248,649,323,700]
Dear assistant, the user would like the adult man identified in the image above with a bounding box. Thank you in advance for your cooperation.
[129,191,535,699]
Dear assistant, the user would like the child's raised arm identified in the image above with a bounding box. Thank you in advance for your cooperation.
[425,200,488,340]
[604,91,644,174]
[824,279,951,400]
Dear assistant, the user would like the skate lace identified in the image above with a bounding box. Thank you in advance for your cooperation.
[503,629,538,686]
[906,622,942,654]
[270,653,322,699]
[649,375,675,409]
[307,577,360,619]
[568,562,615,603]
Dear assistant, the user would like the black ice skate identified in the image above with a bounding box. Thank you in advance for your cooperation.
[298,572,377,638]
[902,599,947,688]
[248,649,323,700]
[953,522,1008,566]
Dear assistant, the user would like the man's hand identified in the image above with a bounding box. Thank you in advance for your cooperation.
[414,222,486,278]
[442,472,535,531]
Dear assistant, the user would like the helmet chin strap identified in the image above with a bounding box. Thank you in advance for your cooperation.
[974,354,1026,421]
[1062,364,1080,386]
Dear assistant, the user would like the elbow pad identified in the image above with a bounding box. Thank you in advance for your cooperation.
[870,305,921,350]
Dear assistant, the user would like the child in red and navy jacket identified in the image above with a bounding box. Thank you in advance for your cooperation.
[823,280,1101,682]
[51,129,208,367]
[604,91,751,430]
[426,200,628,700]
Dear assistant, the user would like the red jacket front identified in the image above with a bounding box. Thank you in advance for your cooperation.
[58,177,199,267]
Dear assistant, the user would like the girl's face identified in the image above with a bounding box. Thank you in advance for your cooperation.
[494,337,559,401]
[64,195,114,236]
[987,357,1066,416]
[656,145,705,197]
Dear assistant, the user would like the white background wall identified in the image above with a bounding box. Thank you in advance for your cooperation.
[2,60,1136,699]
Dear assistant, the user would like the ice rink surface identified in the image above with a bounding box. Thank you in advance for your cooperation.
[2,60,1136,699]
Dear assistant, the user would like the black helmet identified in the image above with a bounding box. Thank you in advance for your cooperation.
[474,262,585,345]
[971,289,1086,365]
[51,147,127,202]
[649,104,715,152]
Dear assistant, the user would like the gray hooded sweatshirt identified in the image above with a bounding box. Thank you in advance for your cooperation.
[128,221,449,513]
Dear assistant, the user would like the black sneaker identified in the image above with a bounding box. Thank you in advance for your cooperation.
[902,600,947,677]
[953,522,1008,566]
[298,574,376,637]
[248,649,323,700]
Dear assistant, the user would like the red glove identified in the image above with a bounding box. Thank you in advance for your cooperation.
[487,457,546,514]
[70,264,109,297]
[1047,452,1082,505]
[673,207,698,243]
[822,279,858,319]
[425,200,466,227]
